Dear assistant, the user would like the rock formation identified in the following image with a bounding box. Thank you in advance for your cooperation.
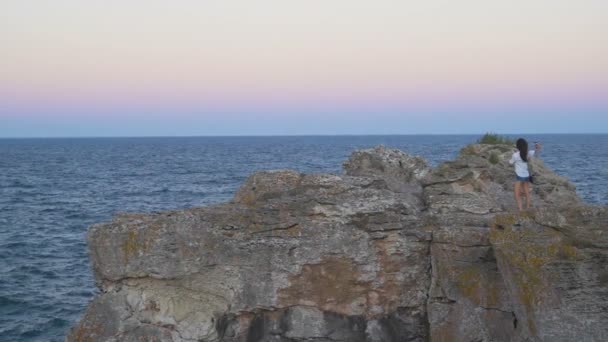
[68,144,607,342]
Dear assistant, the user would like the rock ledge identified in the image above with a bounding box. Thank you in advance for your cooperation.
[69,145,607,342]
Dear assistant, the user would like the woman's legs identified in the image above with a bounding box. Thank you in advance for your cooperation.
[514,181,523,211]
[523,181,532,209]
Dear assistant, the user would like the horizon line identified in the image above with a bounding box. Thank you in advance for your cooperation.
[1,132,607,139]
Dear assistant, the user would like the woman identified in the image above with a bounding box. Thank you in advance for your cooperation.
[509,138,541,211]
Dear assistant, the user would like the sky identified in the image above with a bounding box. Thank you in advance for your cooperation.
[1,0,607,137]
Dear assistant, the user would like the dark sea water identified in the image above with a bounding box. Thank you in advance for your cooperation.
[1,134,607,341]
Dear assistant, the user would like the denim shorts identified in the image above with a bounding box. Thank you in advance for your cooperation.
[516,175,530,182]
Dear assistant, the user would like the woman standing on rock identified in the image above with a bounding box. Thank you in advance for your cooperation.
[510,138,541,211]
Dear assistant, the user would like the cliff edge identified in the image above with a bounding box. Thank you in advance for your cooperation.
[68,144,607,342]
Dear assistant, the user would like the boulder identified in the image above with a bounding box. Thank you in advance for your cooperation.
[343,145,431,193]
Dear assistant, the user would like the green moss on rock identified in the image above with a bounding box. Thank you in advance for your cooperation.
[490,213,580,334]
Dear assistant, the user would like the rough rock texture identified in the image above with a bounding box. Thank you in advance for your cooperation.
[68,144,607,342]
[491,208,608,341]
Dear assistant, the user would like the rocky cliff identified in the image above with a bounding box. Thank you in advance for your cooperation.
[68,144,607,342]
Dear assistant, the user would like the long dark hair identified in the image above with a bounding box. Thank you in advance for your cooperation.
[516,138,529,162]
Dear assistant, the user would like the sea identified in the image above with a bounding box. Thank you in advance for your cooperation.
[1,134,607,342]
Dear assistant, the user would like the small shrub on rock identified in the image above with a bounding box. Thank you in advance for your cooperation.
[477,133,513,145]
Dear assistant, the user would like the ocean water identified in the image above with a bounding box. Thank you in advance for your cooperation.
[1,134,607,341]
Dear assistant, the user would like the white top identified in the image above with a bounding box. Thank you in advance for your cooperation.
[509,150,535,177]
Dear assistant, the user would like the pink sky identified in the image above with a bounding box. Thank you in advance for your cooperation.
[1,1,607,135]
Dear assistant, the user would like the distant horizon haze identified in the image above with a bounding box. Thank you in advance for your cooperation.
[2,130,608,139]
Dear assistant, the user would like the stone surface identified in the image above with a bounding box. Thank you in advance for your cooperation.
[490,208,608,342]
[68,143,607,342]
